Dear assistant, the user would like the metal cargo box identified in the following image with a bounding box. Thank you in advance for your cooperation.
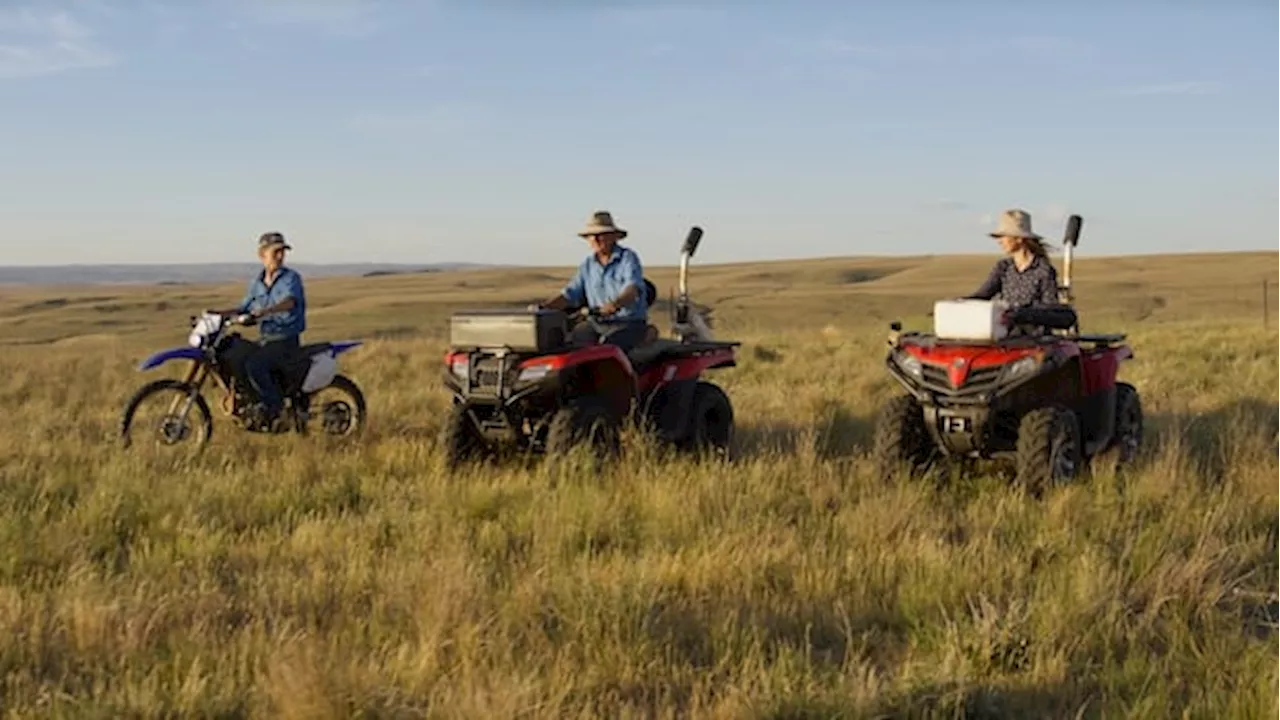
[448,309,569,353]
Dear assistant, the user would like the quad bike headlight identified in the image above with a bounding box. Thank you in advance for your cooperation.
[450,356,468,378]
[516,363,552,383]
[894,351,923,379]
[1002,355,1040,381]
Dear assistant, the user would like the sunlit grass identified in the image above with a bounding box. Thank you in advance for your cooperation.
[0,253,1276,717]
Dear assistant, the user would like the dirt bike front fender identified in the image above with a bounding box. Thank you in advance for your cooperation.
[138,347,204,371]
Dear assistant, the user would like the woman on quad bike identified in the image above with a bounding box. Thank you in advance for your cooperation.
[967,209,1074,335]
[533,210,652,353]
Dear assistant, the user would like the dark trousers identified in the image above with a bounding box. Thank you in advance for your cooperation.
[570,319,649,354]
[245,335,300,415]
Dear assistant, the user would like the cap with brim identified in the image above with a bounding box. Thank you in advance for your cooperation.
[258,232,292,251]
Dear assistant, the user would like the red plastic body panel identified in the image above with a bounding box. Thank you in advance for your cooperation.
[444,343,736,399]
[635,347,736,395]
[901,337,1130,397]
[1078,345,1132,394]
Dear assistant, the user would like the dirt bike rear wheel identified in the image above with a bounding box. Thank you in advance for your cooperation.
[306,374,366,438]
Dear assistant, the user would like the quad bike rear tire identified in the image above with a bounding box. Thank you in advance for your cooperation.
[1090,381,1144,475]
[872,394,932,479]
[440,402,485,470]
[545,394,623,464]
[1015,405,1082,493]
[683,381,734,459]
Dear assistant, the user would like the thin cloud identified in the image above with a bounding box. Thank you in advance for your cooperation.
[759,32,889,60]
[591,4,720,28]
[926,199,977,212]
[347,102,494,134]
[1111,80,1223,97]
[1009,34,1092,56]
[228,0,383,36]
[0,5,114,79]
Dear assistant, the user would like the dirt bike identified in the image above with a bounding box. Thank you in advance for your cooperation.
[120,312,366,450]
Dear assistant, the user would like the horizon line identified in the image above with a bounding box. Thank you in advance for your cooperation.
[1,247,1275,270]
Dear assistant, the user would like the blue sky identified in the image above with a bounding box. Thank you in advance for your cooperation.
[0,1,1275,267]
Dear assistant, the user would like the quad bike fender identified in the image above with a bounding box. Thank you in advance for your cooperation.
[639,378,699,442]
[1079,346,1131,395]
[138,346,204,371]
[673,348,737,378]
[558,352,636,420]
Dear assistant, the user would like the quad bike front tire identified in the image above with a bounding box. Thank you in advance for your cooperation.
[683,381,734,459]
[871,394,932,480]
[1015,405,1082,494]
[545,394,623,465]
[440,402,486,470]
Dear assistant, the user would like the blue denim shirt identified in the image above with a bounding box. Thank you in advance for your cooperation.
[238,266,307,340]
[561,246,647,322]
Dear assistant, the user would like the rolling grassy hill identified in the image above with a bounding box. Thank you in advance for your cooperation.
[0,250,1275,717]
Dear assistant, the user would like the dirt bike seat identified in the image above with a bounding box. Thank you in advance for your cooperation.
[297,342,334,358]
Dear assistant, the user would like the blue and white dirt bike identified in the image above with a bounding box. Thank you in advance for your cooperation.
[120,311,367,450]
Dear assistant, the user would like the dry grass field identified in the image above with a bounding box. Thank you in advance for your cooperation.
[0,250,1276,718]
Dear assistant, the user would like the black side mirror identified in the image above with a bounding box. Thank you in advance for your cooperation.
[682,226,703,257]
[1063,215,1082,247]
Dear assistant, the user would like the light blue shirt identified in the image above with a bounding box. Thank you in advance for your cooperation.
[561,245,647,323]
[238,266,307,340]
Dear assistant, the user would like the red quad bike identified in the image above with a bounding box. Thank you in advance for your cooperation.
[438,227,740,469]
[873,215,1144,491]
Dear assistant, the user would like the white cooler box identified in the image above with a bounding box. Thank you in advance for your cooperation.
[933,299,1010,341]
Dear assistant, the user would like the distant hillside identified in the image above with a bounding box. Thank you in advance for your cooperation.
[0,263,496,287]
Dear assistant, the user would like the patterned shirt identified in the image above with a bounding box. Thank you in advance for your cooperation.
[968,255,1060,308]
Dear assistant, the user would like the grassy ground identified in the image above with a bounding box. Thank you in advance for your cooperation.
[0,251,1276,718]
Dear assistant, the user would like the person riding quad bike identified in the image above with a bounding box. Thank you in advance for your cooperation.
[875,210,1143,492]
[964,209,1078,336]
[442,219,739,468]
[531,210,652,353]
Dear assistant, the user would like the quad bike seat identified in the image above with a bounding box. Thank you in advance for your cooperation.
[627,339,685,372]
[627,339,738,373]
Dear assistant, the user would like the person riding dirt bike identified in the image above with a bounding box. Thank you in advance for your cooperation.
[208,231,308,429]
[966,209,1074,335]
[532,210,651,353]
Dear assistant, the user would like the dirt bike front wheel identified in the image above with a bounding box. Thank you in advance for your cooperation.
[120,379,214,451]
